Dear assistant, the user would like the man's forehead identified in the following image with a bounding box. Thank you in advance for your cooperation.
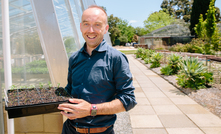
[81,8,107,23]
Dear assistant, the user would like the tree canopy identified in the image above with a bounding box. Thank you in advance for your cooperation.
[161,0,193,22]
[190,0,211,36]
[143,10,176,32]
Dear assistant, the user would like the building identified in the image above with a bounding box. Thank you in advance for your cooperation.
[137,24,194,49]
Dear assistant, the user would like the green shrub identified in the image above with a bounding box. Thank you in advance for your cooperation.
[143,49,155,63]
[167,53,182,74]
[135,47,144,58]
[176,56,213,90]
[11,60,48,74]
[144,58,152,64]
[160,65,173,75]
[150,52,163,68]
[169,43,187,52]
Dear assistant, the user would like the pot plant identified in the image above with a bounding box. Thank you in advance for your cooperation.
[4,82,72,118]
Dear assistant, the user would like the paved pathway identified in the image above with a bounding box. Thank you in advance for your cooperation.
[127,54,221,134]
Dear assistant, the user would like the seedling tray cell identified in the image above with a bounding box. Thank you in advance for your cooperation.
[5,87,72,118]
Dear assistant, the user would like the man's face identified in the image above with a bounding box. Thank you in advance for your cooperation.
[80,8,109,49]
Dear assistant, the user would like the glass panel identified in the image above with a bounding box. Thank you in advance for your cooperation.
[53,0,79,57]
[69,0,85,46]
[0,0,51,89]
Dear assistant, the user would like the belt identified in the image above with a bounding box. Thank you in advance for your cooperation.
[73,126,111,133]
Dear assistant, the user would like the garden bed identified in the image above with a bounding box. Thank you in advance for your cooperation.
[4,87,72,118]
[136,56,221,118]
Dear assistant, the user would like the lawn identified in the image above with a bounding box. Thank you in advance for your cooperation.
[119,50,137,54]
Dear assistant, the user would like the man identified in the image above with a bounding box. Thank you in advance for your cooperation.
[58,5,136,134]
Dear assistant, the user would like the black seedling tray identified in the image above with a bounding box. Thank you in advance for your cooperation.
[4,87,72,118]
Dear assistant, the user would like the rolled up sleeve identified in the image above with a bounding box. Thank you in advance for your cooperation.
[114,53,137,111]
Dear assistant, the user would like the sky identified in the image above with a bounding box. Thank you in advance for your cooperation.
[95,0,221,28]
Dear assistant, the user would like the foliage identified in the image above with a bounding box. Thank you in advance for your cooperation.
[160,53,182,75]
[141,49,154,60]
[117,20,136,43]
[108,15,138,45]
[211,28,221,51]
[169,43,187,52]
[143,10,176,32]
[160,65,173,75]
[215,7,221,22]
[194,14,206,39]
[63,36,77,55]
[161,0,193,22]
[118,35,128,45]
[193,1,220,54]
[190,0,211,36]
[14,31,43,55]
[176,56,213,90]
[134,27,149,36]
[167,53,182,74]
[143,49,155,63]
[169,38,205,54]
[150,52,163,68]
[135,47,144,58]
[205,0,217,40]
[11,60,48,74]
[108,14,121,45]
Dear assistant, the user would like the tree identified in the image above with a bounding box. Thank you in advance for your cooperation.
[117,19,136,43]
[205,0,217,54]
[144,10,176,32]
[190,0,211,36]
[194,14,206,39]
[161,0,174,16]
[161,0,193,22]
[134,27,148,36]
[14,31,43,55]
[118,35,128,45]
[205,0,216,40]
[108,14,121,45]
[215,7,221,22]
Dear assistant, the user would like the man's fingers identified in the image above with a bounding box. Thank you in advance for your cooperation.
[69,98,82,104]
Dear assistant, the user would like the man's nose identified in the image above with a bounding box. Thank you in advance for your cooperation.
[88,26,94,32]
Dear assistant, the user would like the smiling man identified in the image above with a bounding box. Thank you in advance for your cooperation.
[58,5,136,134]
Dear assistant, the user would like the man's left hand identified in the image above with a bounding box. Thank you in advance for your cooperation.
[58,99,91,120]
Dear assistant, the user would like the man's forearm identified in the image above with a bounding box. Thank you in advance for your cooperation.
[96,99,126,115]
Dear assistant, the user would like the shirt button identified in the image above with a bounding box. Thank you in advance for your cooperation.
[88,57,90,59]
[81,83,83,85]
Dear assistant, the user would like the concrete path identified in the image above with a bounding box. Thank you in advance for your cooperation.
[127,54,221,134]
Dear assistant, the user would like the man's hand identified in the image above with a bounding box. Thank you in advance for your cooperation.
[58,99,91,120]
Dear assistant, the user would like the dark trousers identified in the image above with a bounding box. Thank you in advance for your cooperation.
[62,120,115,134]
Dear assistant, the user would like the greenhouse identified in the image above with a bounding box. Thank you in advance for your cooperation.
[138,24,194,49]
[0,0,111,134]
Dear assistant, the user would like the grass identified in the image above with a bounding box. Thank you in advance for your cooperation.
[120,50,137,54]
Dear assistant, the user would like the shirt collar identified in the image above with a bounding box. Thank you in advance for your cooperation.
[80,39,108,53]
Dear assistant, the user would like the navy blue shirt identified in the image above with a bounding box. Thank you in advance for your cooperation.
[65,40,137,128]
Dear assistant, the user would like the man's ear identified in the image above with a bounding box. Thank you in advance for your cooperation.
[80,23,82,32]
[104,24,109,34]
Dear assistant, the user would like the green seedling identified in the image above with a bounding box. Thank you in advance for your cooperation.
[57,83,60,88]
[39,82,44,89]
[48,82,52,89]
[28,85,35,89]
[10,85,17,90]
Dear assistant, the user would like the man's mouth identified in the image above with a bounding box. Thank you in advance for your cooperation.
[87,35,97,39]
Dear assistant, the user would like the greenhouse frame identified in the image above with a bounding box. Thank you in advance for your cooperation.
[0,0,111,134]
